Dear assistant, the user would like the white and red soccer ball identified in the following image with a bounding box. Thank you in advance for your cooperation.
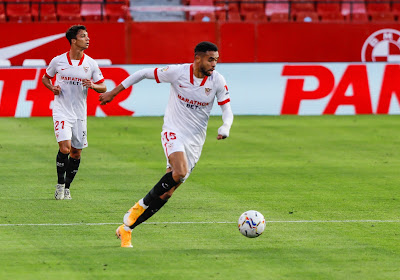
[238,210,266,238]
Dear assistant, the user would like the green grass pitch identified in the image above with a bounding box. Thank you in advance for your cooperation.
[0,115,399,280]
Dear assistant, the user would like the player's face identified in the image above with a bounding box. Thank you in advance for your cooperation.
[199,51,219,76]
[73,29,90,50]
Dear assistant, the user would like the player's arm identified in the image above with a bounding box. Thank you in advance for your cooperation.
[99,68,154,105]
[217,102,233,140]
[42,74,61,95]
[82,80,107,93]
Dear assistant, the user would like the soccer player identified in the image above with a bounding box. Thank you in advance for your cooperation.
[99,41,233,248]
[42,25,107,200]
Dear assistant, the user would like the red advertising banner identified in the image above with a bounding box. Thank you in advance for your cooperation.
[1,22,400,65]
[1,63,400,117]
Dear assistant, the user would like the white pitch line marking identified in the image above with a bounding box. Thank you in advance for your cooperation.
[0,220,399,227]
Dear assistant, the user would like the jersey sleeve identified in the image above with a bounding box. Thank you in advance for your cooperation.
[91,60,105,84]
[154,65,181,84]
[215,74,230,106]
[45,57,58,79]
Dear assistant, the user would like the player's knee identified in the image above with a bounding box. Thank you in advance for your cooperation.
[59,146,71,154]
[172,168,188,183]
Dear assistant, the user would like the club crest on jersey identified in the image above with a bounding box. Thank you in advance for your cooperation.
[161,66,169,72]
[205,88,212,96]
[84,67,89,73]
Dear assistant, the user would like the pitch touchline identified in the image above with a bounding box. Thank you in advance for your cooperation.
[0,220,399,226]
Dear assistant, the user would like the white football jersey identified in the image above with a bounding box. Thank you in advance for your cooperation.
[45,52,104,121]
[154,63,230,146]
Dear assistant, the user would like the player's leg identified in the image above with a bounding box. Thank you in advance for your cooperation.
[54,118,73,200]
[129,152,188,230]
[63,119,87,199]
[63,147,82,199]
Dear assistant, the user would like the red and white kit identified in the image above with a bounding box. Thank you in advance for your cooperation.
[45,52,104,148]
[121,63,231,180]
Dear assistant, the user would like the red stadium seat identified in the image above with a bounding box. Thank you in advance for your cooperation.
[31,0,57,22]
[241,0,265,16]
[265,0,289,21]
[105,0,132,21]
[227,11,242,21]
[320,12,345,22]
[341,0,368,21]
[269,12,289,21]
[6,0,32,22]
[0,2,6,22]
[242,12,268,21]
[193,12,216,21]
[369,11,395,21]
[81,0,106,21]
[57,0,82,21]
[291,0,315,13]
[294,11,319,22]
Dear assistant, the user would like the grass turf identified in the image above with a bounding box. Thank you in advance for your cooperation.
[0,115,399,280]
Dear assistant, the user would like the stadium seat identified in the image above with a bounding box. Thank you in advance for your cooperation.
[317,0,341,16]
[369,11,395,21]
[320,11,345,22]
[227,11,242,21]
[269,12,290,21]
[0,2,6,22]
[31,0,57,22]
[265,0,289,21]
[192,12,216,21]
[81,0,106,21]
[242,12,268,21]
[241,0,266,19]
[291,0,315,13]
[213,0,240,20]
[6,0,32,22]
[105,0,132,21]
[57,0,82,21]
[294,11,319,22]
[341,1,368,22]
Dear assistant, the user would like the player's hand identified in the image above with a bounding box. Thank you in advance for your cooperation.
[82,79,94,89]
[217,124,230,140]
[99,91,115,105]
[52,85,61,95]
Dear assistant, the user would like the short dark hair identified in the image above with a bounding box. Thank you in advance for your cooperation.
[194,41,218,55]
[66,25,87,45]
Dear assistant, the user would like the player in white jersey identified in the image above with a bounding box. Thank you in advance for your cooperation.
[99,41,233,247]
[42,25,106,200]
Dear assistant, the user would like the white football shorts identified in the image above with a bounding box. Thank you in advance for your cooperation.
[53,118,88,149]
[161,130,203,182]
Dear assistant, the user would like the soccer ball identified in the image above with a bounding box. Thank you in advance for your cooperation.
[238,210,266,238]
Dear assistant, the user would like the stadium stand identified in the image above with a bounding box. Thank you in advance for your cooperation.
[265,0,290,22]
[57,0,82,21]
[0,2,6,22]
[106,0,132,21]
[31,0,57,22]
[81,0,105,21]
[240,0,268,21]
[130,0,184,21]
[5,0,32,22]
[0,0,399,23]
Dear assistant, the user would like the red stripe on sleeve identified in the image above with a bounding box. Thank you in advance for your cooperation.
[218,98,230,106]
[154,68,160,83]
[94,78,105,84]
[45,72,54,79]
